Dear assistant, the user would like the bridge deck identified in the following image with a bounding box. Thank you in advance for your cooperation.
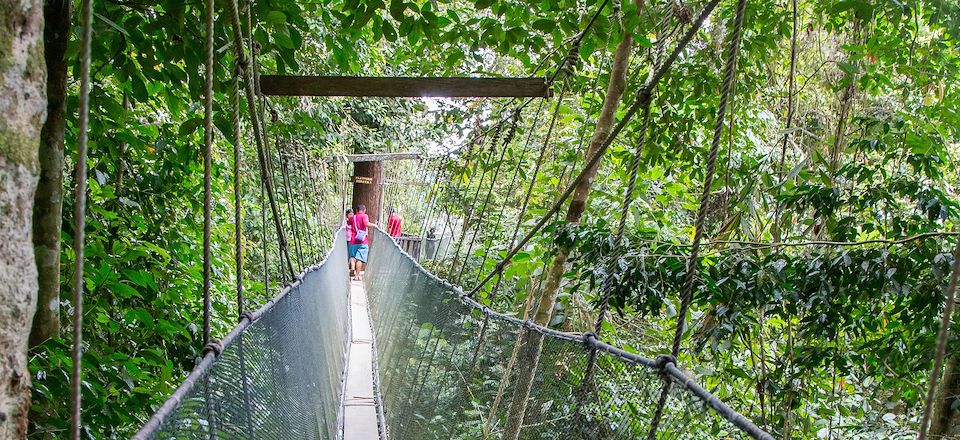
[343,279,380,439]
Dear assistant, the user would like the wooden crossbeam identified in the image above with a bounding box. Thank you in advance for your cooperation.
[260,75,552,98]
[346,152,421,162]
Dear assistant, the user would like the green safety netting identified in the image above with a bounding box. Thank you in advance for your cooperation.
[134,231,350,440]
[135,227,770,439]
[365,228,770,439]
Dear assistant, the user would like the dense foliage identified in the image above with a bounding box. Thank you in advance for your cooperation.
[27,0,959,437]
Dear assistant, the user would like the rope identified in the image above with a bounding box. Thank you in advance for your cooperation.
[201,0,216,348]
[918,237,960,439]
[647,0,747,437]
[456,112,520,285]
[585,95,654,380]
[472,111,534,288]
[226,0,296,280]
[70,0,94,436]
[468,0,722,299]
[448,120,506,279]
[277,137,305,268]
[232,56,245,316]
[545,0,609,86]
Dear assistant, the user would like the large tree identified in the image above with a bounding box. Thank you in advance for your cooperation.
[0,0,45,436]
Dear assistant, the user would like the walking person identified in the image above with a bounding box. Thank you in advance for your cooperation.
[349,204,370,281]
[387,206,403,238]
[345,208,356,277]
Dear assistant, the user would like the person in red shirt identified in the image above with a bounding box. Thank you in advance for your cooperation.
[348,204,370,281]
[387,206,403,238]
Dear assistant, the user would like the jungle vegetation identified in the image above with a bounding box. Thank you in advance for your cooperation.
[12,0,960,437]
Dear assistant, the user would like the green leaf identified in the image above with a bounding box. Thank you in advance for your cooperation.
[178,118,203,136]
[532,19,554,32]
[265,10,287,26]
[110,282,142,299]
[389,0,406,21]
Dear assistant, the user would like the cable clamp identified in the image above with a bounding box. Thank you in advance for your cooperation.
[581,331,600,348]
[203,339,224,358]
[239,311,256,323]
[653,354,677,371]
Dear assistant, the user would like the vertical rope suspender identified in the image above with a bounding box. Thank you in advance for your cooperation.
[201,0,216,348]
[646,0,747,437]
[70,0,94,436]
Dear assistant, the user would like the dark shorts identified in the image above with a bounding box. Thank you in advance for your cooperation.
[348,244,369,263]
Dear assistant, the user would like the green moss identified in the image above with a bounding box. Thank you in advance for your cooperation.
[0,3,13,74]
[0,128,40,169]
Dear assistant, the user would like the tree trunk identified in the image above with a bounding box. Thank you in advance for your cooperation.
[29,0,70,347]
[501,4,638,437]
[0,0,46,436]
[931,352,960,438]
[352,160,383,223]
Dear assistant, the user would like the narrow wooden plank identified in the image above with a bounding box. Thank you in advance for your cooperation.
[260,76,552,98]
[343,280,379,440]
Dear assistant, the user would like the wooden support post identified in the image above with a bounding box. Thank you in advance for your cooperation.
[352,161,383,223]
[260,76,552,98]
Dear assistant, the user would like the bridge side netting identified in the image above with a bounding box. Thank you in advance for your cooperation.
[366,227,760,439]
[138,230,350,440]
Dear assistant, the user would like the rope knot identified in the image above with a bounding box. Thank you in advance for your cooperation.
[561,41,582,76]
[234,58,248,77]
[654,354,677,371]
[239,311,256,323]
[202,339,224,358]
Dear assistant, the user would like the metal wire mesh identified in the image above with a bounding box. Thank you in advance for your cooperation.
[366,228,763,439]
[138,231,350,440]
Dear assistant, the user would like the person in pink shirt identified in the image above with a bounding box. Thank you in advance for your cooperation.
[387,206,403,238]
[348,204,370,281]
[345,208,356,276]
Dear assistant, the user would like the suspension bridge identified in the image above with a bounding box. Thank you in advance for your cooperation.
[131,227,772,439]
[56,0,960,435]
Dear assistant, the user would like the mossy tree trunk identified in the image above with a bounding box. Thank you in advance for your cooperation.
[0,0,46,436]
[500,3,640,438]
[29,0,70,347]
[931,352,960,438]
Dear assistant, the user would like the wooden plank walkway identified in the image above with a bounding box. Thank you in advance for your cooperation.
[343,279,380,439]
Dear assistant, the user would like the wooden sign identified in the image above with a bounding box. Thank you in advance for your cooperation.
[352,176,374,185]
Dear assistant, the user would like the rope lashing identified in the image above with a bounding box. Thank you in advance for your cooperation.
[471,109,531,288]
[238,311,256,323]
[70,0,94,436]
[202,339,225,358]
[647,0,747,438]
[546,0,610,86]
[468,0,722,300]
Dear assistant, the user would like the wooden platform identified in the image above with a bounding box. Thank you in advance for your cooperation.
[343,279,380,439]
